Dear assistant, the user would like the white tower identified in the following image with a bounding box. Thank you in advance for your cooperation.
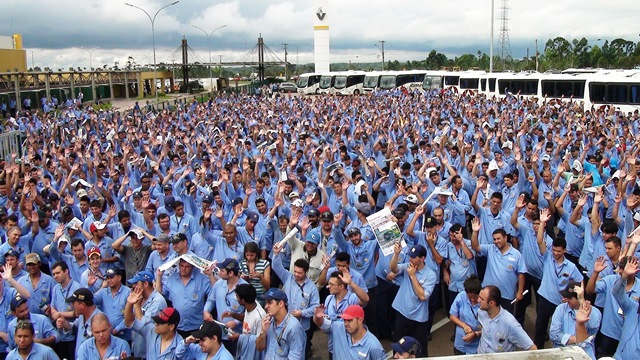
[313,0,330,73]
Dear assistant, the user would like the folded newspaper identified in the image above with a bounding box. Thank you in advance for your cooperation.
[366,208,407,256]
[158,253,217,272]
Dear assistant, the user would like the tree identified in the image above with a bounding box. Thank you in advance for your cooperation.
[544,37,573,70]
[425,50,448,70]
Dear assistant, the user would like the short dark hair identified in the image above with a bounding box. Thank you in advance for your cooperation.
[606,236,622,248]
[235,283,257,304]
[552,237,567,249]
[70,239,85,249]
[484,285,502,306]
[293,259,309,273]
[449,224,463,233]
[118,210,131,221]
[157,213,170,222]
[464,275,482,295]
[490,192,503,201]
[492,228,507,238]
[51,261,69,272]
[335,252,351,264]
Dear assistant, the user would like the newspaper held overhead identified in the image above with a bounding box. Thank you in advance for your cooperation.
[158,253,217,273]
[366,208,407,256]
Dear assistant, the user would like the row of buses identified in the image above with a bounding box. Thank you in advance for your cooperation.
[295,69,640,113]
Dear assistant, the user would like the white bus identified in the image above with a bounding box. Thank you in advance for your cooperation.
[318,72,339,95]
[363,71,387,93]
[421,70,448,91]
[584,73,640,113]
[296,72,322,94]
[334,71,366,95]
[379,70,427,91]
[458,71,487,94]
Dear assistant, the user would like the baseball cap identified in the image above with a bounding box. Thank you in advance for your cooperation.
[10,295,28,310]
[559,281,582,299]
[354,202,372,216]
[308,209,320,217]
[132,191,142,199]
[392,208,406,218]
[306,231,320,245]
[404,195,418,204]
[48,193,60,202]
[219,258,239,272]
[292,199,305,208]
[392,336,422,355]
[4,249,20,259]
[163,184,173,191]
[572,160,583,172]
[105,269,120,278]
[320,211,334,222]
[154,234,171,243]
[202,194,213,203]
[65,288,94,304]
[9,194,20,203]
[232,197,243,206]
[87,246,101,258]
[541,154,551,162]
[246,212,259,223]
[61,206,74,217]
[261,288,288,303]
[346,228,361,237]
[76,189,89,199]
[408,244,427,258]
[424,216,436,228]
[339,304,365,320]
[191,321,222,339]
[128,270,155,284]
[164,196,176,208]
[152,308,181,325]
[25,253,41,265]
[289,191,300,199]
[171,233,187,244]
[89,221,106,233]
[58,235,71,245]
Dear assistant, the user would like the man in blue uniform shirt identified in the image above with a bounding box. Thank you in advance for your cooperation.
[256,288,306,360]
[313,304,386,360]
[76,313,131,360]
[390,242,435,357]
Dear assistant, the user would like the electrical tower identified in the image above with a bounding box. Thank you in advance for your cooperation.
[497,0,512,70]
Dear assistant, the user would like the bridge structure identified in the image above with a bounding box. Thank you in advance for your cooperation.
[0,35,289,113]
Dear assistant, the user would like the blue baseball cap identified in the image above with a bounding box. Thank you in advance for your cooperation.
[219,258,239,272]
[261,288,288,303]
[306,231,320,245]
[391,336,422,355]
[127,270,155,284]
[246,212,259,223]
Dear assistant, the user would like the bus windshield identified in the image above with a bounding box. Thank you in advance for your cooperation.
[319,76,333,89]
[334,76,347,89]
[296,77,309,88]
[379,75,397,89]
[364,75,379,88]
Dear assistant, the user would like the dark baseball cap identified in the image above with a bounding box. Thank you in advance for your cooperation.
[308,209,320,217]
[65,288,94,305]
[408,244,427,258]
[559,281,582,299]
[152,307,181,325]
[320,211,334,222]
[4,249,20,259]
[219,258,239,272]
[392,336,422,355]
[191,321,222,339]
[202,194,213,203]
[10,295,28,310]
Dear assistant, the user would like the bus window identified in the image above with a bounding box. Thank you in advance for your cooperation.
[488,78,496,92]
[444,76,460,86]
[460,78,479,90]
[607,84,628,103]
[631,84,640,104]
[590,83,606,102]
[480,79,487,91]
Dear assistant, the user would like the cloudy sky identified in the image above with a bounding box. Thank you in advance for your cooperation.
[3,0,638,71]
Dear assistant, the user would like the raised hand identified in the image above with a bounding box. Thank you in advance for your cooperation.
[471,217,481,232]
[593,256,607,273]
[539,208,551,223]
[575,300,592,325]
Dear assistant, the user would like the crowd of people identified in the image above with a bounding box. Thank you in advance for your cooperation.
[0,85,639,360]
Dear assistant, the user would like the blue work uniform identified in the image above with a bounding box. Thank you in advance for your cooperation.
[263,314,306,360]
[72,308,104,356]
[595,274,640,341]
[49,243,89,283]
[0,287,18,353]
[613,276,640,358]
[76,334,131,360]
[272,255,320,330]
[7,313,58,350]
[391,263,436,323]
[538,254,583,306]
[6,342,60,360]
[132,290,168,358]
[204,278,248,335]
[549,302,601,359]
[94,284,132,340]
[478,244,527,301]
[50,280,81,343]
[450,291,481,354]
[334,230,379,289]
[161,270,212,331]
[445,240,477,293]
[477,308,534,353]
[17,273,55,315]
[131,317,183,360]
[319,318,386,360]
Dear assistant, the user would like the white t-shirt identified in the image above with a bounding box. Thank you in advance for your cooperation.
[242,303,266,335]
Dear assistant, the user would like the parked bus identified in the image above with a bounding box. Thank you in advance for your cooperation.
[296,72,322,94]
[379,70,427,91]
[421,70,448,91]
[363,71,386,93]
[318,72,339,95]
[334,71,366,95]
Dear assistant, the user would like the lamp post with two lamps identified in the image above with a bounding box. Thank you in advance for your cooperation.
[192,24,227,92]
[124,1,179,102]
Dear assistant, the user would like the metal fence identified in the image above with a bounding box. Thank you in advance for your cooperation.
[0,130,25,160]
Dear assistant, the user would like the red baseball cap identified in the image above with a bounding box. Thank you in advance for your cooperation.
[339,305,365,320]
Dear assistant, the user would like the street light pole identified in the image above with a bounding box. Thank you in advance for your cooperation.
[125,1,179,102]
[192,24,227,92]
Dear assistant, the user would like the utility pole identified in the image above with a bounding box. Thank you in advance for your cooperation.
[379,40,386,70]
[489,0,494,73]
[218,55,223,77]
[535,39,539,72]
[283,43,289,80]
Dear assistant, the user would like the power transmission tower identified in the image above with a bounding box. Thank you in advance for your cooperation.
[498,0,512,70]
